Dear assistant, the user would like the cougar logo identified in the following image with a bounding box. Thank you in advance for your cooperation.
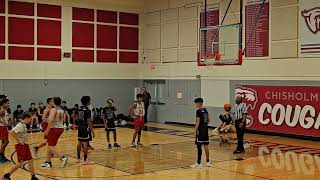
[301,7,320,34]
[235,87,259,128]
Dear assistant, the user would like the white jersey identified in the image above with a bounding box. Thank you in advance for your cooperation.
[134,102,145,117]
[52,107,65,128]
[11,122,28,144]
[0,109,9,126]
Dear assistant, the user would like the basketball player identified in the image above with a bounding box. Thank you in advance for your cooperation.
[3,113,38,180]
[102,99,120,149]
[61,101,70,130]
[33,98,54,157]
[212,104,235,135]
[41,97,68,168]
[0,98,11,163]
[131,94,145,147]
[191,98,211,168]
[77,96,95,165]
[87,103,95,151]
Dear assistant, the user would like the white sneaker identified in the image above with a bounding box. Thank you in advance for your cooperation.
[60,156,68,168]
[204,162,212,167]
[131,142,136,147]
[190,163,202,168]
[244,142,251,149]
[41,161,52,168]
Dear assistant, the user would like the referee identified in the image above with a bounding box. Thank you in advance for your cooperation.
[233,95,248,154]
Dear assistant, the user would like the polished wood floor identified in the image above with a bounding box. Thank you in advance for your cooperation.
[1,122,320,180]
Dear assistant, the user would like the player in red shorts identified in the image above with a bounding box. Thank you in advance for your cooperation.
[3,112,38,180]
[0,98,11,163]
[130,94,145,147]
[33,98,54,157]
[41,97,68,168]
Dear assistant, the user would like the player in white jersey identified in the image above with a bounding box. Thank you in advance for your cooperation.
[33,98,54,157]
[130,94,145,147]
[41,97,68,168]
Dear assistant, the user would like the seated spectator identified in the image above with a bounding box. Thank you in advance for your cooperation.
[13,105,24,123]
[28,102,39,130]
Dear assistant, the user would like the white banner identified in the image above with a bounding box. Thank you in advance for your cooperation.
[299,0,320,57]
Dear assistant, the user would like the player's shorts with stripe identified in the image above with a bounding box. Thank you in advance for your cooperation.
[78,126,90,142]
[15,144,32,162]
[105,120,116,132]
[134,117,144,130]
[195,127,209,145]
[0,126,8,140]
[47,128,64,146]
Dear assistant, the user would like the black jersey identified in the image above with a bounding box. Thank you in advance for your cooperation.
[77,106,91,127]
[196,107,209,144]
[219,113,233,125]
[103,107,116,121]
[103,106,117,131]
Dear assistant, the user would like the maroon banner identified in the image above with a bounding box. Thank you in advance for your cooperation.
[245,0,269,57]
[200,4,219,54]
[235,85,320,137]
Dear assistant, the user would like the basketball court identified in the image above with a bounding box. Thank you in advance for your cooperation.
[1,123,320,180]
[1,0,320,179]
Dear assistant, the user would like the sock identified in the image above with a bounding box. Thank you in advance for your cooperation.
[0,153,4,157]
[84,155,87,161]
[206,159,209,162]
[77,153,80,159]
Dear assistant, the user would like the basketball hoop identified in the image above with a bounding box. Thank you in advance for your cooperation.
[197,24,243,67]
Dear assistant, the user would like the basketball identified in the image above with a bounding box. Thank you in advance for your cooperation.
[224,104,231,112]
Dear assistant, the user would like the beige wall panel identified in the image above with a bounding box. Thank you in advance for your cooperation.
[169,0,186,8]
[144,0,169,12]
[179,6,198,20]
[161,8,179,22]
[162,48,179,63]
[271,41,298,59]
[180,20,198,47]
[143,12,161,25]
[144,25,161,50]
[271,6,298,40]
[179,48,198,62]
[162,22,179,48]
[272,0,298,7]
[144,50,161,63]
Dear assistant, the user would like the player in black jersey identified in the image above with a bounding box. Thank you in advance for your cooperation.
[102,99,120,149]
[76,96,95,165]
[191,98,211,168]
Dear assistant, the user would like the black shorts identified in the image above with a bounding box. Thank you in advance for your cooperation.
[105,120,116,131]
[78,126,90,142]
[196,128,209,145]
